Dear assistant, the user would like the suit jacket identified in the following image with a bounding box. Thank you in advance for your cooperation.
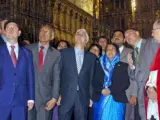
[60,48,96,106]
[109,61,130,103]
[0,44,34,106]
[0,35,5,45]
[27,43,61,105]
[120,46,138,100]
[128,38,160,120]
[92,59,104,102]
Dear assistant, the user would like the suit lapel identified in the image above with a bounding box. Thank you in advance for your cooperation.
[33,44,39,69]
[71,48,79,76]
[120,47,127,60]
[42,46,53,71]
[16,46,23,69]
[138,39,146,64]
[3,45,15,68]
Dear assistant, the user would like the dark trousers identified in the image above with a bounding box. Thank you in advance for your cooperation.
[134,101,141,120]
[59,94,88,120]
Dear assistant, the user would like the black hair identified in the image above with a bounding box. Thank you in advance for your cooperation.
[88,43,102,57]
[56,40,70,49]
[4,19,20,30]
[105,43,120,55]
[112,29,125,38]
[97,36,107,43]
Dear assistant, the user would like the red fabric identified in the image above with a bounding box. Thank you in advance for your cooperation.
[38,46,44,71]
[10,46,17,68]
[144,47,160,119]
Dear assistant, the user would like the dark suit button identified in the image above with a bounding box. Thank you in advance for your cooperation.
[141,81,143,83]
[14,73,16,76]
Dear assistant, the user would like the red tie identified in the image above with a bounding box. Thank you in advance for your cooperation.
[10,45,17,68]
[38,46,44,71]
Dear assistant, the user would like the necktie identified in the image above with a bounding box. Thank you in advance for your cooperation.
[10,45,17,68]
[76,51,83,74]
[38,46,44,71]
[134,47,139,64]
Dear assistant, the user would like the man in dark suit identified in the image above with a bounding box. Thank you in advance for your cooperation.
[59,29,96,120]
[111,30,137,120]
[0,18,8,45]
[0,20,34,120]
[27,24,61,120]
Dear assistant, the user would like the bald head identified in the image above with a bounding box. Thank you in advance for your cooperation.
[152,19,160,43]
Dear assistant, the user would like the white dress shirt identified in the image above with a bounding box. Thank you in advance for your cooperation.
[6,41,34,104]
[119,45,124,54]
[146,70,159,120]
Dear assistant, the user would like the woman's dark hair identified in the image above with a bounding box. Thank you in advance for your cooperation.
[105,43,120,55]
[55,40,70,49]
[88,43,102,57]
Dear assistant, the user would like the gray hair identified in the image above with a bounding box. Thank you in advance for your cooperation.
[76,29,89,42]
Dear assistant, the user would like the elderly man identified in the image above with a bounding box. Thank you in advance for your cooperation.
[126,28,159,120]
[27,24,61,120]
[144,19,160,120]
[59,29,96,120]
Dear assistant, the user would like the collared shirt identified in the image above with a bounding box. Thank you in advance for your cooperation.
[135,39,142,51]
[119,45,124,53]
[6,41,19,58]
[74,47,84,66]
[2,35,7,42]
[38,42,49,63]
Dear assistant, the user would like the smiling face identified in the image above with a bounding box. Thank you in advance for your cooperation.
[89,45,100,58]
[125,29,140,47]
[106,44,117,61]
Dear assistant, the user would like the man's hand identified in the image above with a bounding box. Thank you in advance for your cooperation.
[45,99,56,111]
[102,88,110,96]
[129,96,137,105]
[127,53,134,69]
[28,102,34,111]
[89,99,93,107]
[57,96,61,106]
[147,87,157,101]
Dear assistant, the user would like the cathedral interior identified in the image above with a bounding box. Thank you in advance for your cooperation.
[0,0,160,45]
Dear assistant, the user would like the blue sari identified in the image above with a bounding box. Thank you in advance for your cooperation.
[93,54,125,120]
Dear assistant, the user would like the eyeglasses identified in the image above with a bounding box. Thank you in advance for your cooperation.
[152,28,160,32]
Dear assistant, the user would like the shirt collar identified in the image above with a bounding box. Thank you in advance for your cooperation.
[135,39,142,49]
[6,41,18,49]
[38,42,49,51]
[119,45,124,53]
[74,47,84,55]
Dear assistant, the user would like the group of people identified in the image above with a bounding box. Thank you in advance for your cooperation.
[0,17,160,120]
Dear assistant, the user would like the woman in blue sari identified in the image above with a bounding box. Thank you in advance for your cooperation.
[93,43,130,120]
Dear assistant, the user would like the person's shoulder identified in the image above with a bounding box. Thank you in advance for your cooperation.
[49,46,61,56]
[86,51,96,59]
[27,43,37,49]
[124,46,133,53]
[60,47,73,54]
